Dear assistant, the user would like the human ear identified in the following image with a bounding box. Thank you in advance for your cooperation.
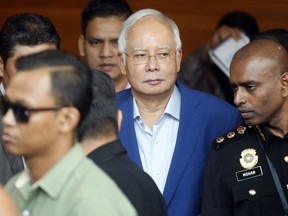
[0,57,4,80]
[78,35,86,57]
[281,72,288,97]
[116,109,123,132]
[117,53,126,75]
[176,49,182,73]
[58,107,80,134]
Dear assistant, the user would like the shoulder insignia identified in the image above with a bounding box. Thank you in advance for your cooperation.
[214,125,252,150]
[237,125,246,134]
[216,136,225,143]
[227,131,235,138]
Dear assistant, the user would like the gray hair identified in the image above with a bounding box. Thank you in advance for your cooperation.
[118,8,182,62]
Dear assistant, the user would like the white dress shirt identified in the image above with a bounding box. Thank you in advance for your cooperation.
[134,86,180,193]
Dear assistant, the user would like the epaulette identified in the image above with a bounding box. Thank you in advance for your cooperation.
[213,125,254,150]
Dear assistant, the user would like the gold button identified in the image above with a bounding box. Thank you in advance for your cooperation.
[237,126,246,134]
[284,156,288,163]
[249,189,256,196]
[227,131,235,138]
[286,184,288,190]
[216,137,224,143]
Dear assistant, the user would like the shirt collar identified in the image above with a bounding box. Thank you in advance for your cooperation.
[258,125,288,151]
[15,144,85,199]
[0,82,5,95]
[133,85,181,121]
[87,139,126,164]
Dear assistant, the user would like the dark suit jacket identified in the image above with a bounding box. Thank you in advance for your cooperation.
[0,90,25,185]
[117,81,243,216]
[0,141,24,185]
[87,139,167,216]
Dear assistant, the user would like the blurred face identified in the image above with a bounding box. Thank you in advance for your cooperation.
[2,44,57,88]
[2,70,62,159]
[119,16,182,97]
[79,16,125,83]
[230,56,286,126]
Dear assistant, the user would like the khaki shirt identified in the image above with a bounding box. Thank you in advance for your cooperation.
[6,144,136,216]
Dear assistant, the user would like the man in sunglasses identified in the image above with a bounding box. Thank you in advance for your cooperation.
[0,13,60,184]
[2,50,136,216]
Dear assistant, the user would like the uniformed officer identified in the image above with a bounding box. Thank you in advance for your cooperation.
[201,30,288,216]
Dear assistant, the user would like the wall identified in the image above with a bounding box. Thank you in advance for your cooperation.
[0,0,288,60]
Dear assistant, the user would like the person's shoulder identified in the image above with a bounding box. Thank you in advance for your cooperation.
[177,80,222,99]
[0,185,18,216]
[177,81,237,109]
[212,125,255,151]
[116,88,132,103]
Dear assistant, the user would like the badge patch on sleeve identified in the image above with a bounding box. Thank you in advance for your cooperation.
[236,166,263,182]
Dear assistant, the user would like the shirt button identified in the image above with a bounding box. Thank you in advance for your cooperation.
[156,171,160,175]
[22,210,30,216]
[284,156,288,163]
[248,189,256,196]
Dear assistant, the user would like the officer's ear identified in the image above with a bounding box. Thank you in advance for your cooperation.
[281,72,288,97]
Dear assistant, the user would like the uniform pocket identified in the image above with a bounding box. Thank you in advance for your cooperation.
[232,178,274,202]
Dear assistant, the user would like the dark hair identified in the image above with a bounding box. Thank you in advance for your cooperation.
[77,71,118,142]
[0,13,61,66]
[81,0,132,35]
[15,50,92,127]
[217,11,259,39]
[252,28,288,53]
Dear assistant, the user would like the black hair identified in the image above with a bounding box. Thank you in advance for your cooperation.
[0,13,61,66]
[77,70,118,142]
[217,11,259,39]
[81,0,132,35]
[15,50,92,127]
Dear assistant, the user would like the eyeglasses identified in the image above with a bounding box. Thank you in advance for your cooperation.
[0,98,67,123]
[125,50,177,65]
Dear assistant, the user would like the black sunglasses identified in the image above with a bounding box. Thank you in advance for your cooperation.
[0,98,67,123]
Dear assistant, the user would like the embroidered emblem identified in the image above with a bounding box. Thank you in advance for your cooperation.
[239,148,258,169]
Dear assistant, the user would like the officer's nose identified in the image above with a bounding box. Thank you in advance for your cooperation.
[234,88,247,106]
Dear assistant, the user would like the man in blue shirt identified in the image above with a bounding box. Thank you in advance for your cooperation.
[116,8,242,216]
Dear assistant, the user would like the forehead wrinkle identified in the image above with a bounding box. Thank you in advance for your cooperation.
[131,45,171,53]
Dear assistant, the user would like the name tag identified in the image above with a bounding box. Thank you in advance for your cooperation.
[236,166,263,182]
